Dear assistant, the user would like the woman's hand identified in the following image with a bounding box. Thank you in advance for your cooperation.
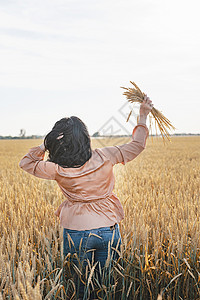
[139,94,154,117]
[39,143,45,151]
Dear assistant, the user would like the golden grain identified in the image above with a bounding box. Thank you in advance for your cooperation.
[0,137,199,299]
[121,81,176,141]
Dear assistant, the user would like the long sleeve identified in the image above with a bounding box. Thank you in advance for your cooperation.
[99,123,149,165]
[19,145,57,180]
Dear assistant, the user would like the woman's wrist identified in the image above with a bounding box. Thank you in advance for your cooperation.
[138,114,147,124]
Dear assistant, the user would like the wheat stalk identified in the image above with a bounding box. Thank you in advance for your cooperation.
[121,81,176,142]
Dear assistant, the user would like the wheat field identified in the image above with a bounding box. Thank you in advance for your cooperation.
[0,136,199,299]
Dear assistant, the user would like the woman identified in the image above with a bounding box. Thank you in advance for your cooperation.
[19,95,153,298]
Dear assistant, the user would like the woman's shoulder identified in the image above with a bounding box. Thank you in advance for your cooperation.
[54,148,110,178]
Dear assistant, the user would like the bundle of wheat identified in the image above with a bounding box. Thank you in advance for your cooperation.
[121,81,176,142]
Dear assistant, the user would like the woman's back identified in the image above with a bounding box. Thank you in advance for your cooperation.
[19,122,149,230]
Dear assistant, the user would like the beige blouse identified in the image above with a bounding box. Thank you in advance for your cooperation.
[19,122,149,230]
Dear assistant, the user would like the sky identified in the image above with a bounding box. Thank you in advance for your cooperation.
[0,0,200,137]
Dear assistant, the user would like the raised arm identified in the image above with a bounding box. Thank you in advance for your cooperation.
[99,95,153,165]
[19,143,57,180]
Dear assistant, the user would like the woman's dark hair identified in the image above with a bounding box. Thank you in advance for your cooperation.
[44,116,92,168]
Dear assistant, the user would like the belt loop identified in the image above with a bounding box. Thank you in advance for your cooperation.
[110,223,117,230]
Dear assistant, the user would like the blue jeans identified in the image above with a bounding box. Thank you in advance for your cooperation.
[63,223,122,298]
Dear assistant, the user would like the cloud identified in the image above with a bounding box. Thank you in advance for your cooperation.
[0,0,199,134]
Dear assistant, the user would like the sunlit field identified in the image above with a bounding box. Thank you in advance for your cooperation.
[0,136,199,299]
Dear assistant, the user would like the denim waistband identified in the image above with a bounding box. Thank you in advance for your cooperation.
[64,223,119,232]
[99,223,118,231]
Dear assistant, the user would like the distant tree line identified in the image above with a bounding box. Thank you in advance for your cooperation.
[91,131,199,137]
[91,133,200,138]
[0,135,44,140]
[0,133,199,140]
